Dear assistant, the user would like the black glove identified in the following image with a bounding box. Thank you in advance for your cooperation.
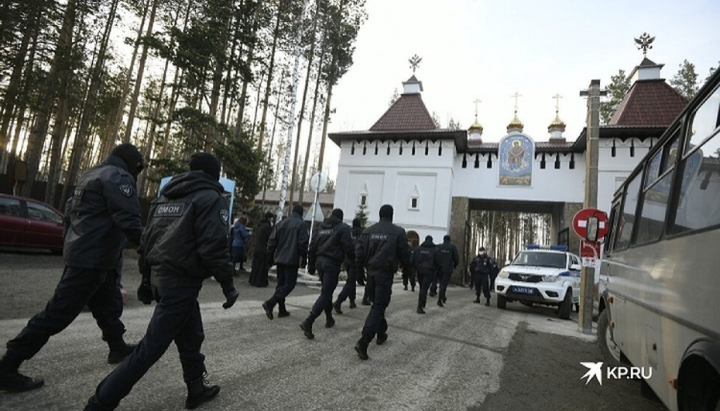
[300,254,307,269]
[308,265,316,275]
[137,277,153,305]
[222,288,239,309]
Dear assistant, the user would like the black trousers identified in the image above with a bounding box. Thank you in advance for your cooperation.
[336,264,358,304]
[402,269,416,290]
[438,271,452,302]
[361,272,392,341]
[474,273,491,299]
[88,287,205,410]
[417,270,436,307]
[6,266,125,361]
[269,264,298,311]
[308,264,340,323]
[249,252,269,287]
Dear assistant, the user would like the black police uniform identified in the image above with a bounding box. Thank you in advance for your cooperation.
[402,245,417,291]
[471,253,496,304]
[249,215,274,287]
[84,169,238,410]
[301,213,354,337]
[435,239,459,306]
[263,208,309,319]
[0,152,143,393]
[334,224,364,311]
[412,238,437,313]
[354,214,413,359]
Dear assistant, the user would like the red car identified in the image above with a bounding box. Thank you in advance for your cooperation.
[0,193,64,254]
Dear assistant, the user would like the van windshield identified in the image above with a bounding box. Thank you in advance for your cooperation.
[511,251,566,269]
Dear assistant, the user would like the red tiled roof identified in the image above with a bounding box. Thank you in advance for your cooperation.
[369,93,437,131]
[610,79,688,126]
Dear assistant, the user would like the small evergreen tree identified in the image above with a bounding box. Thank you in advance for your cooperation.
[599,69,631,124]
[670,59,699,100]
[355,202,368,228]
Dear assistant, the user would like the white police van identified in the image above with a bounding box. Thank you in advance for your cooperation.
[494,245,582,319]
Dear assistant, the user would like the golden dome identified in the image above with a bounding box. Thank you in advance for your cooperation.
[548,112,566,132]
[507,111,524,132]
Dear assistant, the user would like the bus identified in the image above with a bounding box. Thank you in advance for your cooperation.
[596,68,720,411]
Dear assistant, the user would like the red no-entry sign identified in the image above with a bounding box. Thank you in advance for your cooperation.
[572,208,608,241]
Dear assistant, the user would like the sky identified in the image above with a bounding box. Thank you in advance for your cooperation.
[321,0,720,181]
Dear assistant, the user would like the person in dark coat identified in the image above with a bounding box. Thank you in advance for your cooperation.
[435,235,459,307]
[0,144,144,394]
[413,236,438,314]
[333,218,364,313]
[262,205,309,319]
[83,152,239,411]
[231,216,251,271]
[249,212,275,287]
[353,205,413,360]
[470,247,497,306]
[300,209,354,339]
[402,241,417,292]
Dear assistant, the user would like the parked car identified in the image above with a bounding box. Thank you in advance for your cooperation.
[0,194,64,254]
[494,245,582,319]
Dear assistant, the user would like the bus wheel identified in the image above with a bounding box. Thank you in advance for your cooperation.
[558,289,572,320]
[597,310,625,367]
[678,355,720,411]
[497,295,507,309]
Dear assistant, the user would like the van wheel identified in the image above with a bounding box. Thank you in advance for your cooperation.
[597,310,625,366]
[497,295,507,309]
[558,289,572,320]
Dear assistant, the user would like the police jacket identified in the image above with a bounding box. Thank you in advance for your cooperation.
[435,240,459,274]
[344,226,364,268]
[471,254,495,276]
[268,211,309,267]
[355,218,412,276]
[253,219,272,255]
[138,171,234,290]
[411,239,437,275]
[64,155,143,270]
[308,215,354,272]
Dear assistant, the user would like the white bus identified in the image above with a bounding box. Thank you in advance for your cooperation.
[597,68,720,411]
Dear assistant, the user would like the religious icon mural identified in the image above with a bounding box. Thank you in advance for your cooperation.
[499,134,534,186]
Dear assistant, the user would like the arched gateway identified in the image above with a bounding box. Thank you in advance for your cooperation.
[329,57,688,283]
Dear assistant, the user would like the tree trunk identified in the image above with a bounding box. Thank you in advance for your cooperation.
[205,7,232,151]
[0,17,33,159]
[315,83,333,173]
[298,40,326,205]
[21,0,77,198]
[233,2,261,139]
[123,0,159,144]
[255,1,283,152]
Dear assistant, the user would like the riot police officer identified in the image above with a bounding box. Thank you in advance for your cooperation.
[83,152,239,411]
[0,144,144,393]
[435,235,459,307]
[300,209,354,339]
[262,205,309,319]
[354,205,413,360]
[413,235,438,314]
[333,218,364,313]
[470,247,496,306]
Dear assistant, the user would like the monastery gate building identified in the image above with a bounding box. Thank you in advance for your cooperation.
[329,58,688,283]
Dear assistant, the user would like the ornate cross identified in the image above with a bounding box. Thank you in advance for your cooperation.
[409,54,422,73]
[473,98,481,120]
[553,93,563,113]
[511,92,522,113]
[634,33,655,57]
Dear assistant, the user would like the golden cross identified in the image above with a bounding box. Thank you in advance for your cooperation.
[511,92,522,113]
[473,98,481,119]
[553,93,563,113]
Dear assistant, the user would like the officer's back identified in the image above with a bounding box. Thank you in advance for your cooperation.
[412,236,437,274]
[309,211,353,270]
[268,208,308,267]
[435,236,459,273]
[356,216,412,275]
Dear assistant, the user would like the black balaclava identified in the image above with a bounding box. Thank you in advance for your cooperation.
[352,218,362,228]
[425,235,433,243]
[292,205,304,216]
[331,208,344,220]
[111,144,144,178]
[189,152,221,181]
[444,235,451,243]
[264,212,275,221]
[379,204,393,221]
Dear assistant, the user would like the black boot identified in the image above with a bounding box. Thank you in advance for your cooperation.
[300,320,315,340]
[437,299,444,307]
[354,336,370,361]
[277,302,290,318]
[361,297,371,306]
[0,355,44,393]
[403,285,408,291]
[185,376,220,410]
[332,300,343,314]
[349,299,357,309]
[376,333,388,345]
[262,301,274,320]
[485,298,491,306]
[325,316,335,329]
[473,297,480,304]
[417,305,425,314]
[107,340,136,365]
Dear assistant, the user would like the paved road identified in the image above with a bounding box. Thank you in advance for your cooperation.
[0,251,666,411]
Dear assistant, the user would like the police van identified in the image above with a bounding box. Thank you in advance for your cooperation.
[494,245,582,319]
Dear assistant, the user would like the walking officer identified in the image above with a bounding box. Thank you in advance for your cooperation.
[0,144,144,393]
[413,235,438,314]
[354,205,413,360]
[333,218,364,313]
[300,209,354,339]
[262,205,309,319]
[83,152,239,411]
[435,235,459,307]
[470,247,496,306]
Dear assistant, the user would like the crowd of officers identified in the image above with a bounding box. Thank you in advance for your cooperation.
[0,144,499,410]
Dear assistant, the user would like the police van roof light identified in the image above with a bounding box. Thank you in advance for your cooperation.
[526,244,540,249]
[550,245,568,251]
[525,244,568,251]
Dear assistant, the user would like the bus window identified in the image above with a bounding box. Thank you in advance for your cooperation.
[671,130,720,233]
[636,171,673,244]
[686,85,720,155]
[614,173,642,250]
[605,201,621,253]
